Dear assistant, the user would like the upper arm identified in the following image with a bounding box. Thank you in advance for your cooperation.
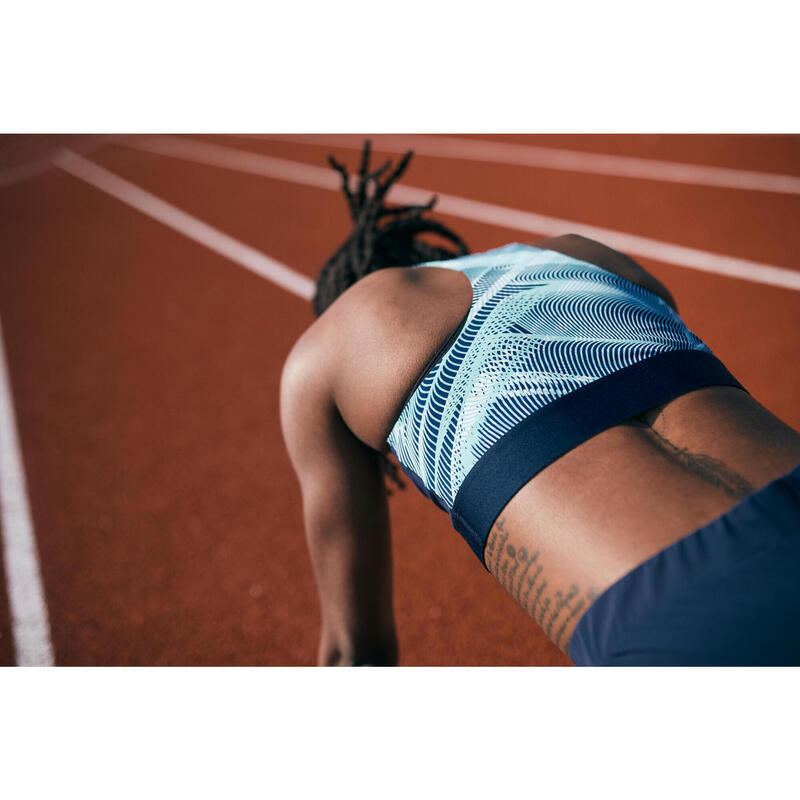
[279,331,389,537]
[530,233,678,311]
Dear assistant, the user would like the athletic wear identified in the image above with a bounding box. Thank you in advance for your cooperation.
[386,244,743,563]
[569,461,800,666]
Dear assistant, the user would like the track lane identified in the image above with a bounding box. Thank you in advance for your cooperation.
[0,169,317,664]
[473,134,800,175]
[53,149,314,300]
[199,135,800,270]
[124,135,800,292]
[254,134,800,195]
[88,142,800,429]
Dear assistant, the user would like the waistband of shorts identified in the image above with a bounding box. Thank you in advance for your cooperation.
[449,349,745,565]
[568,460,800,666]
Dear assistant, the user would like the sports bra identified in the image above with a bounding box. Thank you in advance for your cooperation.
[386,243,744,565]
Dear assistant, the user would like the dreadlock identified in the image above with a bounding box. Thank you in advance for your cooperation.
[313,140,470,494]
[312,140,469,316]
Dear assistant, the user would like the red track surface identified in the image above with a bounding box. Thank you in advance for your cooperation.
[1,134,798,666]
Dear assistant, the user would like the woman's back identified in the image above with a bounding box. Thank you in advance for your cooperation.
[289,234,800,653]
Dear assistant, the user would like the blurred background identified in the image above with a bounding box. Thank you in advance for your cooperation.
[1,133,799,666]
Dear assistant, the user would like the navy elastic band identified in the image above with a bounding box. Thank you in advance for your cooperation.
[449,349,744,565]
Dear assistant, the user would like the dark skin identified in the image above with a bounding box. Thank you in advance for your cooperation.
[279,234,800,665]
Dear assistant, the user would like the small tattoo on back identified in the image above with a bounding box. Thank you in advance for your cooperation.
[485,518,598,652]
[626,410,755,499]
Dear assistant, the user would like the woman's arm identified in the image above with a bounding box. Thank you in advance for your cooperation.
[279,335,398,666]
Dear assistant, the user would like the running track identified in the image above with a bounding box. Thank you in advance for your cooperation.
[1,134,798,666]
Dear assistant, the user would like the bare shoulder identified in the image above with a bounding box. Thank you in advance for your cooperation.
[281,265,472,451]
[279,269,413,447]
[278,274,401,480]
[281,267,411,386]
[530,233,678,310]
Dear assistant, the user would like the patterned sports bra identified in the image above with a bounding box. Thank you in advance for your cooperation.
[386,244,743,564]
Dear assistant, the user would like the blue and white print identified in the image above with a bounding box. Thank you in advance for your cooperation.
[386,244,710,511]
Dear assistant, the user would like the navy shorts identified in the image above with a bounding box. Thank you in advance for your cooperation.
[569,462,800,666]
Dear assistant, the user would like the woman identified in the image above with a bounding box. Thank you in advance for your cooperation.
[279,143,800,666]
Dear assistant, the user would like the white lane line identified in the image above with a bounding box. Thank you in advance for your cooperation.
[0,159,53,189]
[0,316,55,666]
[51,149,315,301]
[243,133,800,196]
[0,136,127,190]
[126,136,800,292]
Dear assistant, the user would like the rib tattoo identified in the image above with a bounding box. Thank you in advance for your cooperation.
[486,517,598,652]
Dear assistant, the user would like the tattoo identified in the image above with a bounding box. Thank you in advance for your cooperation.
[554,598,586,647]
[490,518,510,575]
[625,410,755,499]
[486,517,598,652]
[522,564,542,611]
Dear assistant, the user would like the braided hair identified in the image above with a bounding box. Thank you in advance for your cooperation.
[312,140,469,316]
[313,140,470,493]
